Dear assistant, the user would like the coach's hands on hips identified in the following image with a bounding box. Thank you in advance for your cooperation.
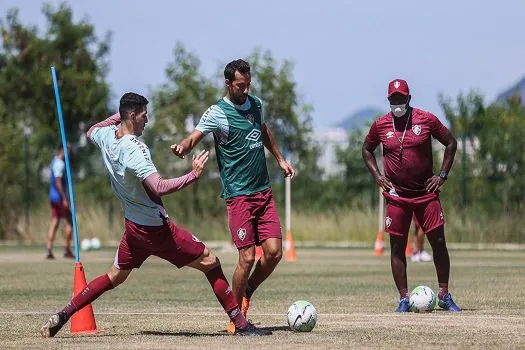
[192,150,209,178]
[425,175,445,193]
[279,160,296,179]
[375,175,393,192]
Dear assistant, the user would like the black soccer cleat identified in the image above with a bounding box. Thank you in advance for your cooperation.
[40,311,68,338]
[63,249,75,259]
[233,322,272,336]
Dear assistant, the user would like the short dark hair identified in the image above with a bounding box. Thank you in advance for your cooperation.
[119,92,149,119]
[224,59,250,81]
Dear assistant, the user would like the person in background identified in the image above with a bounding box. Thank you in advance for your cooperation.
[46,144,74,260]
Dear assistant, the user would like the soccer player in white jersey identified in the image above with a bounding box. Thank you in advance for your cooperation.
[40,93,271,338]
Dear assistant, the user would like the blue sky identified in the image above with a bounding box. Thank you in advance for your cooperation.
[2,0,524,127]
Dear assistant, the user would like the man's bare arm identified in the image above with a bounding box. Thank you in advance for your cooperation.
[171,130,205,159]
[262,124,295,178]
[55,176,69,208]
[262,124,285,163]
[362,142,392,191]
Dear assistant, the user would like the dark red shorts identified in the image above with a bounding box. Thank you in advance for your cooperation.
[50,202,72,221]
[114,219,206,270]
[226,188,282,249]
[383,192,445,237]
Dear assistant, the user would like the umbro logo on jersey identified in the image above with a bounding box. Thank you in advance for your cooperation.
[245,129,261,142]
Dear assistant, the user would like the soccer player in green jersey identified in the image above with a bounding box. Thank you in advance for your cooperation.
[171,59,295,333]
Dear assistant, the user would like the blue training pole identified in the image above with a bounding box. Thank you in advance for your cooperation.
[51,66,80,262]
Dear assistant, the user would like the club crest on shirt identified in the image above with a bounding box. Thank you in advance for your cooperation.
[245,114,254,124]
[386,131,394,139]
[237,228,247,241]
[412,124,421,135]
[385,216,392,228]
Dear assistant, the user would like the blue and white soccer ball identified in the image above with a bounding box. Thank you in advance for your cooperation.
[287,300,317,332]
[409,285,436,313]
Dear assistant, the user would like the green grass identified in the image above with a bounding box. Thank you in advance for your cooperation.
[1,246,525,349]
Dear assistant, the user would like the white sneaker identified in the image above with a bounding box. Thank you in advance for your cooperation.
[419,250,433,262]
[411,252,421,262]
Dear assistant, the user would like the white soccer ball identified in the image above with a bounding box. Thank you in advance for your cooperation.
[80,238,92,251]
[409,285,436,313]
[287,300,317,332]
[90,237,101,250]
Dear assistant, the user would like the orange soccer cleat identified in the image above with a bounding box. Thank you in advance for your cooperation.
[228,320,236,334]
[241,296,251,317]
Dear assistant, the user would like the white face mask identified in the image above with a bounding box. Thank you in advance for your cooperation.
[390,104,407,118]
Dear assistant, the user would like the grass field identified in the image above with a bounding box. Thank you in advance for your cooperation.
[16,199,525,244]
[1,246,524,349]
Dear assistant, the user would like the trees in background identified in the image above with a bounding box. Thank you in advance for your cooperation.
[1,3,524,241]
[440,92,525,215]
[0,4,112,238]
[147,44,320,221]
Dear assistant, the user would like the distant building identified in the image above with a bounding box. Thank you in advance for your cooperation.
[314,127,348,178]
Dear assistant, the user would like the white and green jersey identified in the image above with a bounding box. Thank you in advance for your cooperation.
[196,95,270,199]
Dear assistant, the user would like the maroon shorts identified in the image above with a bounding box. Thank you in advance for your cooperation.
[50,202,72,221]
[383,192,445,237]
[226,188,282,249]
[114,219,206,270]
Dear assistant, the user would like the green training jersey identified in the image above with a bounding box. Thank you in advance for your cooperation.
[195,95,270,199]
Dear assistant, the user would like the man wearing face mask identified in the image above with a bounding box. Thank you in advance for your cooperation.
[362,79,461,313]
[171,59,294,333]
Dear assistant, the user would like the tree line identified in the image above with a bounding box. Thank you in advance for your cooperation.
[1,4,523,241]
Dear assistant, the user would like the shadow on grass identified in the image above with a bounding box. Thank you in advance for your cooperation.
[140,330,228,337]
[60,326,292,338]
[260,326,291,332]
[215,325,291,334]
[433,308,478,312]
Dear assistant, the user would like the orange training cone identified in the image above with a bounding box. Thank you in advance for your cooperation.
[374,230,385,256]
[70,262,98,334]
[284,230,297,262]
[255,245,263,260]
[405,237,412,257]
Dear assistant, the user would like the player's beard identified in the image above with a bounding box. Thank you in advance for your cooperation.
[133,120,145,136]
[237,94,247,105]
[232,94,247,105]
[228,87,247,105]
